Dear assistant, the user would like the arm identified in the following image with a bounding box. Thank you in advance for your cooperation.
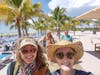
[7,61,16,75]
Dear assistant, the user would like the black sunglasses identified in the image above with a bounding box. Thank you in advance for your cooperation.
[55,52,75,59]
[21,48,36,54]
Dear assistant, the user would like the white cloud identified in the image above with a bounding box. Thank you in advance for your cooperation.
[48,0,100,11]
[90,0,100,6]
[48,0,68,10]
[70,0,92,8]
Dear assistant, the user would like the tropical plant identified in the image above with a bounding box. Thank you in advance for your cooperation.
[50,6,69,39]
[0,0,43,37]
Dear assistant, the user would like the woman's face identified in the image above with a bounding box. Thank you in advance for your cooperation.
[55,47,75,69]
[47,32,51,37]
[20,45,37,64]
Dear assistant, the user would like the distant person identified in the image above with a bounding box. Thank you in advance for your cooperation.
[61,31,73,42]
[47,40,94,75]
[39,30,55,52]
[4,44,10,51]
[7,37,50,75]
[11,41,16,51]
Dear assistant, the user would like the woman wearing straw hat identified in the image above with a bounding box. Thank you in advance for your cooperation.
[7,37,50,75]
[47,40,93,75]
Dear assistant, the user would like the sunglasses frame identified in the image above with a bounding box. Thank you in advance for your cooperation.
[20,48,37,54]
[55,51,75,59]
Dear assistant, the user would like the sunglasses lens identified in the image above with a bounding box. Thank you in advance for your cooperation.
[56,52,75,59]
[21,50,28,54]
[30,49,36,53]
[21,49,36,54]
[67,52,74,59]
[56,52,64,59]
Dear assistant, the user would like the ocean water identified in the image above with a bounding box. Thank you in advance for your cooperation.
[0,54,11,59]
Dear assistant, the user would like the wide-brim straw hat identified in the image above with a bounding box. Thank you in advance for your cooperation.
[47,40,84,62]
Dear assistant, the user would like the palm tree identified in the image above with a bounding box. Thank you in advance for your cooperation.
[71,19,80,35]
[0,0,23,37]
[0,0,43,37]
[51,6,68,39]
[32,17,49,37]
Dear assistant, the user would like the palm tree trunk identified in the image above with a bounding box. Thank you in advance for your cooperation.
[57,23,60,40]
[17,25,21,37]
[16,17,21,37]
[24,25,29,36]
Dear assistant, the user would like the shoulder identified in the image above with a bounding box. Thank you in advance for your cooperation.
[60,34,64,38]
[38,64,49,71]
[7,61,16,75]
[34,65,50,75]
[8,61,16,68]
[75,70,94,75]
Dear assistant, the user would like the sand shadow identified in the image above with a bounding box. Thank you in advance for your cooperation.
[86,51,100,59]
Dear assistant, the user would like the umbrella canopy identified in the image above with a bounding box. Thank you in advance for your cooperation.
[74,6,100,20]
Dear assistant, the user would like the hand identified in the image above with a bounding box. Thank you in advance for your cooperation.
[60,65,70,71]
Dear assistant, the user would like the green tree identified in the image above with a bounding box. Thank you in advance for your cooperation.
[51,6,68,39]
[0,0,42,37]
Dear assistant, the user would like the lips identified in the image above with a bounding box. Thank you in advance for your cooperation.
[26,56,33,59]
[25,55,34,63]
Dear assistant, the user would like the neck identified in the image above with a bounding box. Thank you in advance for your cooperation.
[60,69,75,75]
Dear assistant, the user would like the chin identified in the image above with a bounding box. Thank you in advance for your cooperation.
[25,60,33,64]
[26,62,33,64]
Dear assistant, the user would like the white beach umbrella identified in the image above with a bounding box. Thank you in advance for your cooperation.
[74,6,100,20]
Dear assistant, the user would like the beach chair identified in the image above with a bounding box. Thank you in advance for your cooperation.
[91,38,100,51]
[95,43,100,51]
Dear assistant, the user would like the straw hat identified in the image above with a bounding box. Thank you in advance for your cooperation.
[46,40,83,62]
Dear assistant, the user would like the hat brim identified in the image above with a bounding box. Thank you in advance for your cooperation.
[47,41,83,62]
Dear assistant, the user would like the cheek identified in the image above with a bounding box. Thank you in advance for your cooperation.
[70,58,75,66]
[33,53,37,59]
[20,53,25,60]
[55,57,62,66]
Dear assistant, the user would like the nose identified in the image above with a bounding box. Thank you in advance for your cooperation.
[26,50,34,54]
[62,55,69,62]
[25,52,34,56]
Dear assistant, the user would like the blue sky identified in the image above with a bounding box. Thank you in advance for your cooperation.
[0,0,100,33]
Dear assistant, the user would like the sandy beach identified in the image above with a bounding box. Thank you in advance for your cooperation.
[0,31,100,75]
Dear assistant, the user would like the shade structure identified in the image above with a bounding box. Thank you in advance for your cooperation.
[74,6,100,20]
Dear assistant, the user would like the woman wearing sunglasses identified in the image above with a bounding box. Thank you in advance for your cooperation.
[7,37,50,75]
[47,40,94,75]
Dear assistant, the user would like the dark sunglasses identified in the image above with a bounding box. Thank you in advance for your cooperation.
[55,52,75,59]
[21,48,36,54]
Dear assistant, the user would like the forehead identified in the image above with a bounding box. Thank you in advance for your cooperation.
[65,31,68,33]
[21,44,36,49]
[47,32,51,34]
